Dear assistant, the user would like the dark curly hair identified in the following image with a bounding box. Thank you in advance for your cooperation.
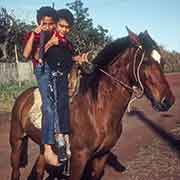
[57,9,74,27]
[36,6,57,24]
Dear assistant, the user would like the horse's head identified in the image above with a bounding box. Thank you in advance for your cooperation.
[81,27,175,112]
[127,28,175,111]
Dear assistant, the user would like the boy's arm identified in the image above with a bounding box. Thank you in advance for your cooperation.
[23,22,43,59]
[23,32,35,59]
[44,33,89,63]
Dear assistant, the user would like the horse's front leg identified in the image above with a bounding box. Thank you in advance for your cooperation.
[27,153,46,180]
[69,149,89,180]
[83,153,109,180]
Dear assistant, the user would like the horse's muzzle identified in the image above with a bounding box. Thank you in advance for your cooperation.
[153,95,175,112]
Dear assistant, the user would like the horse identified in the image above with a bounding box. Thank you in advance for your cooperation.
[9,28,175,180]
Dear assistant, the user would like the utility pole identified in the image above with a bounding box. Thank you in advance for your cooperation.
[52,1,55,9]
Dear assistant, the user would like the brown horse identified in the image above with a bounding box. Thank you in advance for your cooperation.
[9,28,175,180]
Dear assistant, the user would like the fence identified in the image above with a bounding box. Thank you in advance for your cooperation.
[0,61,35,84]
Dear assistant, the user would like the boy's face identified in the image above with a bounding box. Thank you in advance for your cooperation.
[56,19,71,37]
[41,16,56,32]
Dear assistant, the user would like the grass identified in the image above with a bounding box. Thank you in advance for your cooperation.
[0,81,37,112]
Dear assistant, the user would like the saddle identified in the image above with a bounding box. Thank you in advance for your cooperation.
[68,63,81,99]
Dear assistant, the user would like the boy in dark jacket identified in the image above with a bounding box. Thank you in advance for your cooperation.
[44,9,88,163]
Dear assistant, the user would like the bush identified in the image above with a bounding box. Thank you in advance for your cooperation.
[0,81,37,111]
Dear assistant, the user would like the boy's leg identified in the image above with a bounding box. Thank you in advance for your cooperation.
[57,74,71,159]
[34,64,54,144]
[56,74,70,134]
[34,64,59,166]
[51,72,69,162]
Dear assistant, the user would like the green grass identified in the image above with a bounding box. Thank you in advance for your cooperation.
[0,81,37,112]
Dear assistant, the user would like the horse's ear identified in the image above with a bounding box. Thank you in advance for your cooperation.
[144,30,150,36]
[126,26,141,46]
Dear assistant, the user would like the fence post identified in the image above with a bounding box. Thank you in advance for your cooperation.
[14,44,21,87]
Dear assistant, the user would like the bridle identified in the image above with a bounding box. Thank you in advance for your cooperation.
[98,45,146,111]
[99,46,145,95]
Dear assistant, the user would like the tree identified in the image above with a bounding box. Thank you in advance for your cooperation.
[66,0,112,58]
[0,8,13,61]
[0,8,34,62]
[160,46,180,72]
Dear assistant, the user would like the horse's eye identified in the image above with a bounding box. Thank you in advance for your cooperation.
[151,49,161,64]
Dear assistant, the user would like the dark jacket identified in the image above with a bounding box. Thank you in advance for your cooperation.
[45,38,74,73]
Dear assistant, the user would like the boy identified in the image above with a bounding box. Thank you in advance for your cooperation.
[44,9,88,163]
[23,6,60,166]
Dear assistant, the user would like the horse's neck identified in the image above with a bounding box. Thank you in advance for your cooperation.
[97,49,133,120]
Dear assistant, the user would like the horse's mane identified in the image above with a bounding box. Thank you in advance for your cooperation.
[80,36,131,97]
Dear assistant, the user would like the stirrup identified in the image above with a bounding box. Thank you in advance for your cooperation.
[54,134,68,162]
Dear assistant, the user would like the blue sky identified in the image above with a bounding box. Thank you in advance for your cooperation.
[1,0,180,52]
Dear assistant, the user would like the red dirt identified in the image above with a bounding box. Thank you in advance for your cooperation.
[0,73,180,180]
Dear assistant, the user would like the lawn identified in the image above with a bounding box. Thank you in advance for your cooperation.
[0,81,37,112]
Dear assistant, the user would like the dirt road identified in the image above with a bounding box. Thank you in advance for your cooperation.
[0,73,179,180]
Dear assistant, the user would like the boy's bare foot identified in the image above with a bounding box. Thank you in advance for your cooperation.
[44,144,61,166]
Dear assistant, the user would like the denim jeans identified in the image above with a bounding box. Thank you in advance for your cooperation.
[34,64,55,144]
[48,70,70,134]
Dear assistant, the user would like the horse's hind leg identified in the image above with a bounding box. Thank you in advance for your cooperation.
[28,153,46,180]
[10,119,28,180]
[10,139,21,180]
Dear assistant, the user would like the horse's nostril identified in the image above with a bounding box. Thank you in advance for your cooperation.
[161,97,168,105]
[161,96,172,110]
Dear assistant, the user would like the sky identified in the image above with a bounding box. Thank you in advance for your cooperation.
[1,0,180,52]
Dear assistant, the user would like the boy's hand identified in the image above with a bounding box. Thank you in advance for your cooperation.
[81,52,89,61]
[33,20,50,33]
[74,52,89,64]
[79,52,90,63]
[33,21,44,34]
[49,32,59,46]
[44,32,59,52]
